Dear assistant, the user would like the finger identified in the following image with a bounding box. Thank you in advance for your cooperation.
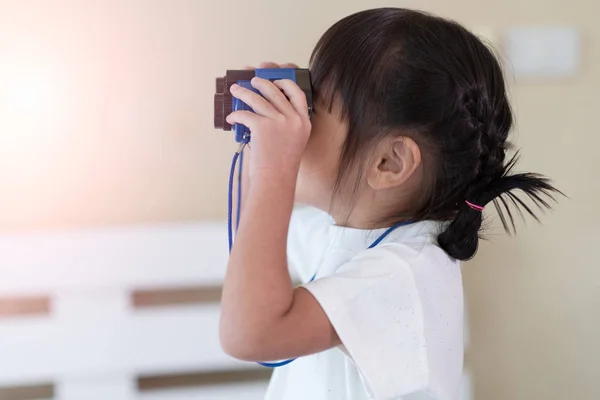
[251,77,296,117]
[244,62,299,70]
[273,79,309,118]
[230,83,278,118]
[226,110,262,132]
[258,62,281,69]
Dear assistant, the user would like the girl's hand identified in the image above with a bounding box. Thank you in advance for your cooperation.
[225,76,311,180]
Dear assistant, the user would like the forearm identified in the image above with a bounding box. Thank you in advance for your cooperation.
[220,170,297,352]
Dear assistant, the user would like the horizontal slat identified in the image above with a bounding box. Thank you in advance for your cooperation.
[138,369,271,391]
[0,222,229,295]
[132,286,221,308]
[0,383,53,400]
[0,305,252,384]
[0,295,51,318]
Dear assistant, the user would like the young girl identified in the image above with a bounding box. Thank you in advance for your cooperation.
[219,8,559,400]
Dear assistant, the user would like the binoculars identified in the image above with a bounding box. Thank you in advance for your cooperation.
[214,68,313,143]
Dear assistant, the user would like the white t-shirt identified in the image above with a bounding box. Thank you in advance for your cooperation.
[264,207,464,400]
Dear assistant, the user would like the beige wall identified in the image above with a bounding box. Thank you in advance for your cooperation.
[0,0,598,399]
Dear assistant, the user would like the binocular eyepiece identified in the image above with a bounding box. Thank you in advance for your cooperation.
[214,68,313,143]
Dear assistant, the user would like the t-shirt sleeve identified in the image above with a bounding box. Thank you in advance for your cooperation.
[302,246,430,400]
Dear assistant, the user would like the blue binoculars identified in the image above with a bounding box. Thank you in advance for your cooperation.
[214,68,313,143]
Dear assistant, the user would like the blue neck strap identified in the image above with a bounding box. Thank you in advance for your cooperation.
[368,221,411,249]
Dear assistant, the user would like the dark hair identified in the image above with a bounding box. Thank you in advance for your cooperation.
[309,8,561,260]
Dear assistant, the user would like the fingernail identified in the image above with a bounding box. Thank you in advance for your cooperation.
[230,84,238,91]
[226,114,232,124]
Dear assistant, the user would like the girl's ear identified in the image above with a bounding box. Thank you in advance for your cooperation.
[366,136,422,190]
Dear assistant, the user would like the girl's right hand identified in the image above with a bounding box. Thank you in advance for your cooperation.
[226,76,310,180]
[233,62,300,219]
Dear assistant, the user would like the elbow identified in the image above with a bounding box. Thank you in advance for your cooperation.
[219,318,265,361]
[219,333,253,361]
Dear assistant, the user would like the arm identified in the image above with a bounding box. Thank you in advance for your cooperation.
[219,75,340,362]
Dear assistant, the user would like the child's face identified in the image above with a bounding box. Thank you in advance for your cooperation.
[295,98,348,211]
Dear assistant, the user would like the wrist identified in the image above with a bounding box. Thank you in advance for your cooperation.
[246,172,297,205]
[250,166,299,187]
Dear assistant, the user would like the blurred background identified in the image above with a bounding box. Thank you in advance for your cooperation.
[0,0,598,399]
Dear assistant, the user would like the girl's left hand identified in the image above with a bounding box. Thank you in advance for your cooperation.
[226,77,311,180]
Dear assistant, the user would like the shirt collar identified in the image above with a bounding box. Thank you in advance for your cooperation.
[326,217,445,251]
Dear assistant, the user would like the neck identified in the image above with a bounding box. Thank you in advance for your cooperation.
[327,191,413,230]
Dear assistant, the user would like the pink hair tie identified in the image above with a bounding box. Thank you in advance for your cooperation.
[465,200,485,212]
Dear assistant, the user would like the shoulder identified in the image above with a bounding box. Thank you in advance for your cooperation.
[348,240,463,311]
[328,240,460,300]
[342,221,458,276]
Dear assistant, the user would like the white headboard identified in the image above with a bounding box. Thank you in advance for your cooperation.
[0,222,472,400]
[0,222,271,400]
